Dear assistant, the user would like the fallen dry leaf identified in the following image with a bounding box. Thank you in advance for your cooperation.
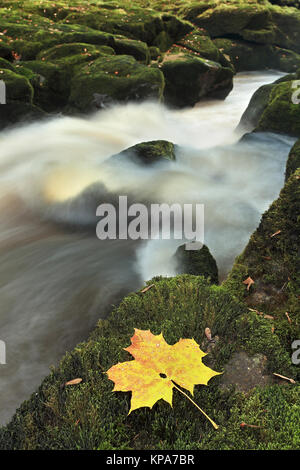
[204,327,212,341]
[243,277,255,291]
[140,284,155,293]
[106,329,221,428]
[248,308,273,320]
[65,378,83,386]
[270,230,281,238]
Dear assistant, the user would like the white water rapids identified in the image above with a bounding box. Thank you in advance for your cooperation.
[0,71,296,424]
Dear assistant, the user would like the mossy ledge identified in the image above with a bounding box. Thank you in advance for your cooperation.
[0,273,299,450]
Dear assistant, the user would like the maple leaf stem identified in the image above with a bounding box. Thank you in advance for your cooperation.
[172,383,219,430]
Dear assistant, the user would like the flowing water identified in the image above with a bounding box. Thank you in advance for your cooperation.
[0,71,296,425]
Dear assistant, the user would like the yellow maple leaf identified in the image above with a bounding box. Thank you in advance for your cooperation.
[106,329,221,429]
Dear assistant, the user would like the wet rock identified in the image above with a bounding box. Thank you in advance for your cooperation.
[239,71,300,136]
[285,138,300,181]
[109,140,176,165]
[160,46,233,108]
[69,55,164,112]
[220,351,272,392]
[174,243,218,284]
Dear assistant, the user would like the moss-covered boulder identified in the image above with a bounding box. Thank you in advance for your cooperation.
[181,2,300,54]
[0,68,33,104]
[177,29,221,62]
[239,72,300,135]
[109,140,176,165]
[257,80,300,136]
[213,38,300,73]
[0,274,298,450]
[224,168,300,373]
[238,83,275,130]
[285,138,300,180]
[0,103,46,130]
[37,43,115,65]
[68,55,164,112]
[160,46,233,107]
[174,244,219,284]
[0,43,13,61]
[113,37,150,64]
[16,60,71,112]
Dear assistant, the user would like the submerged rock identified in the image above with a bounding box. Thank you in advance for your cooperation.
[109,140,176,165]
[174,243,219,284]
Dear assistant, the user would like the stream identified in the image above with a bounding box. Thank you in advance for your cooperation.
[0,70,296,425]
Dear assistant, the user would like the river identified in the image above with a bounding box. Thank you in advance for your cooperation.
[0,71,296,424]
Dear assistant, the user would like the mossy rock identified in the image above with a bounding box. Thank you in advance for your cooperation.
[109,140,176,165]
[153,30,173,52]
[213,38,300,73]
[178,29,221,62]
[183,2,300,54]
[0,68,33,104]
[69,55,165,112]
[224,168,300,372]
[0,57,16,72]
[0,102,46,130]
[17,60,71,112]
[257,80,300,137]
[161,46,233,108]
[0,274,298,450]
[174,244,219,284]
[37,43,115,64]
[113,37,150,64]
[285,139,300,180]
[238,83,276,130]
[0,43,13,61]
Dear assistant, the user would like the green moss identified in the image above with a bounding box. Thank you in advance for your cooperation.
[18,60,71,111]
[174,244,219,284]
[258,80,300,136]
[37,43,115,63]
[153,31,173,52]
[113,37,150,64]
[181,2,300,54]
[161,46,233,107]
[109,140,176,165]
[286,139,300,180]
[0,68,33,103]
[213,38,300,73]
[0,274,298,450]
[239,83,275,130]
[69,55,165,112]
[178,29,220,62]
[224,169,300,375]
